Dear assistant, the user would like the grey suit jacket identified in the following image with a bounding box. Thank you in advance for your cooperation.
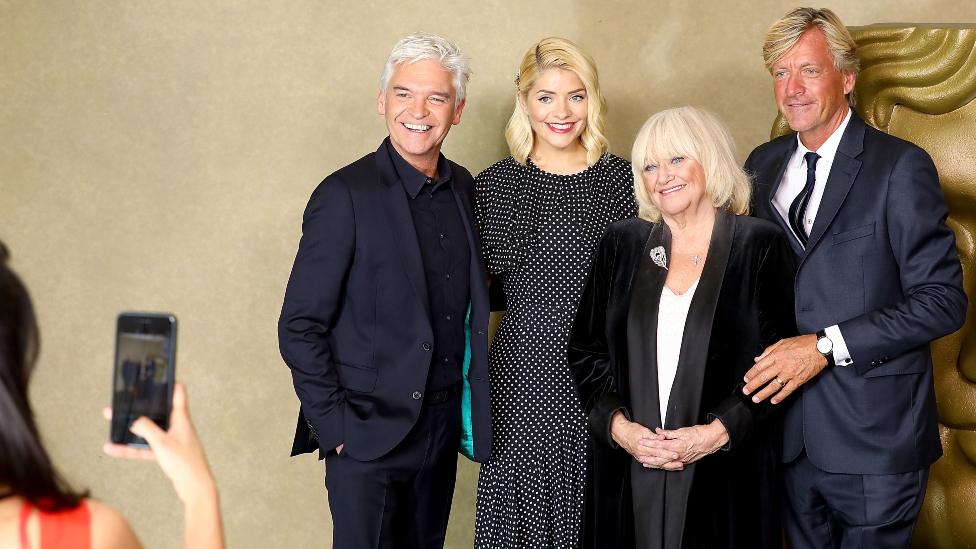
[745,112,966,474]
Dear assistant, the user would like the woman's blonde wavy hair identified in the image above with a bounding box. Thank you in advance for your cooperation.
[631,106,751,222]
[505,37,609,166]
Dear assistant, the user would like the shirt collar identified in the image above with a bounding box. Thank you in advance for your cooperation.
[383,137,453,199]
[794,108,852,168]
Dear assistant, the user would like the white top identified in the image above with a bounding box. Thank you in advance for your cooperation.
[657,278,700,423]
[772,108,854,366]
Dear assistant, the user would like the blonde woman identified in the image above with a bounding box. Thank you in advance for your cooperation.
[473,37,636,547]
[568,106,796,548]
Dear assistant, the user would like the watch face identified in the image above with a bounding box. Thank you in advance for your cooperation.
[817,337,832,354]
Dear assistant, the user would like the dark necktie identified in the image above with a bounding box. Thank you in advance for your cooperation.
[789,152,820,246]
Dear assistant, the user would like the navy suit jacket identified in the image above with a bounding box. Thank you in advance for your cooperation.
[278,140,492,463]
[746,112,966,474]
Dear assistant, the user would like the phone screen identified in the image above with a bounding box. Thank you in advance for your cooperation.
[110,313,177,446]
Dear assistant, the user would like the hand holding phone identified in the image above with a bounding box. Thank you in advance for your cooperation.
[104,382,226,549]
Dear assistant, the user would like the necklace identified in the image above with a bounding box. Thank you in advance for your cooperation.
[675,251,703,265]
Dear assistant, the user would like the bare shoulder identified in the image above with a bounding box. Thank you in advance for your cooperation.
[88,499,142,549]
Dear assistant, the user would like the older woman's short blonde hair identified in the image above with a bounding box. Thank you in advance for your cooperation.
[631,106,751,222]
[505,37,609,166]
[763,7,859,106]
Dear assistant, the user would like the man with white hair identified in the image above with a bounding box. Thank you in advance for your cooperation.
[278,32,491,548]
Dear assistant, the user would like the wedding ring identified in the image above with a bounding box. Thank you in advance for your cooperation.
[774,377,786,387]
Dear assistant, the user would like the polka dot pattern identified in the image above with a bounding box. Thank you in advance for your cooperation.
[473,154,637,548]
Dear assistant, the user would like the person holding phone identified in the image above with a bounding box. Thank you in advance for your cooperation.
[0,241,224,549]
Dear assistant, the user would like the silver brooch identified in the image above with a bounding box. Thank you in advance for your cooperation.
[650,246,668,270]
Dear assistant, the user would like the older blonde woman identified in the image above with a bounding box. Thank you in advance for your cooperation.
[568,106,796,548]
[473,37,636,547]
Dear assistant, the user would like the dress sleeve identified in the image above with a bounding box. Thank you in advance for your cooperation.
[611,160,638,221]
[475,164,519,276]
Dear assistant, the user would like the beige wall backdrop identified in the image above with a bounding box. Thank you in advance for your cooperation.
[2,1,974,547]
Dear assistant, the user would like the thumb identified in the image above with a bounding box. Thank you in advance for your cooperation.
[129,417,167,449]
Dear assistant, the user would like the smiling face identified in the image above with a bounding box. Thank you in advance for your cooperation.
[377,59,465,175]
[642,154,710,219]
[519,68,588,156]
[772,28,855,150]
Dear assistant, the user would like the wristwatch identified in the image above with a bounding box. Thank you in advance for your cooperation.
[816,329,834,366]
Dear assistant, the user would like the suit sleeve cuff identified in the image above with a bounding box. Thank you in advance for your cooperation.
[588,392,628,449]
[825,325,853,366]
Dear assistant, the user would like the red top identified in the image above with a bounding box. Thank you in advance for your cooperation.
[18,500,91,549]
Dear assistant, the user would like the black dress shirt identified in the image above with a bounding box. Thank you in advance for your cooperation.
[384,138,470,391]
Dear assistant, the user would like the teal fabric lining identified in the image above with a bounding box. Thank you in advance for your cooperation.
[458,303,475,460]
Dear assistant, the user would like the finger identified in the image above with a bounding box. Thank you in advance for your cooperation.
[102,407,112,421]
[653,427,672,438]
[654,439,691,454]
[129,417,167,448]
[744,356,777,386]
[637,438,673,450]
[743,364,783,395]
[770,378,799,405]
[753,339,786,362]
[634,447,680,460]
[170,383,190,424]
[660,461,685,471]
[639,455,672,468]
[753,340,782,363]
[751,376,792,403]
[103,442,156,460]
[656,427,690,440]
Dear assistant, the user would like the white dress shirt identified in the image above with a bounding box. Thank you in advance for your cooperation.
[772,108,853,366]
[657,278,700,422]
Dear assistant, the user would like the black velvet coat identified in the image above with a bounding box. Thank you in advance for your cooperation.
[568,210,797,549]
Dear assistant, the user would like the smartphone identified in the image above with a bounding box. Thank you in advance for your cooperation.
[110,312,177,446]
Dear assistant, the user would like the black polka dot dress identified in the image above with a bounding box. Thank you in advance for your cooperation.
[473,154,637,548]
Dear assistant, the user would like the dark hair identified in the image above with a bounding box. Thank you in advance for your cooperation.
[0,240,87,510]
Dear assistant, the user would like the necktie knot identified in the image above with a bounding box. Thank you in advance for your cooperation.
[804,152,820,173]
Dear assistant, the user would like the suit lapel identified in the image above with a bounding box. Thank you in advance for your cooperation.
[626,222,669,431]
[375,144,430,320]
[803,115,865,255]
[763,140,804,256]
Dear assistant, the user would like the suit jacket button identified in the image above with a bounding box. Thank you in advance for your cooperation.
[422,342,432,351]
[871,360,879,366]
[412,391,423,400]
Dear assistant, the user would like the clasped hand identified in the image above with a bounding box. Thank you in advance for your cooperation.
[610,412,729,471]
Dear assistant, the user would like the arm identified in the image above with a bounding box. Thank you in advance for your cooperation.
[475,171,508,311]
[277,178,356,452]
[840,147,966,374]
[745,146,967,399]
[103,384,224,549]
[568,228,624,448]
[708,233,798,443]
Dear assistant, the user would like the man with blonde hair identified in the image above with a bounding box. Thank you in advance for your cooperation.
[742,7,966,547]
[278,32,491,548]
